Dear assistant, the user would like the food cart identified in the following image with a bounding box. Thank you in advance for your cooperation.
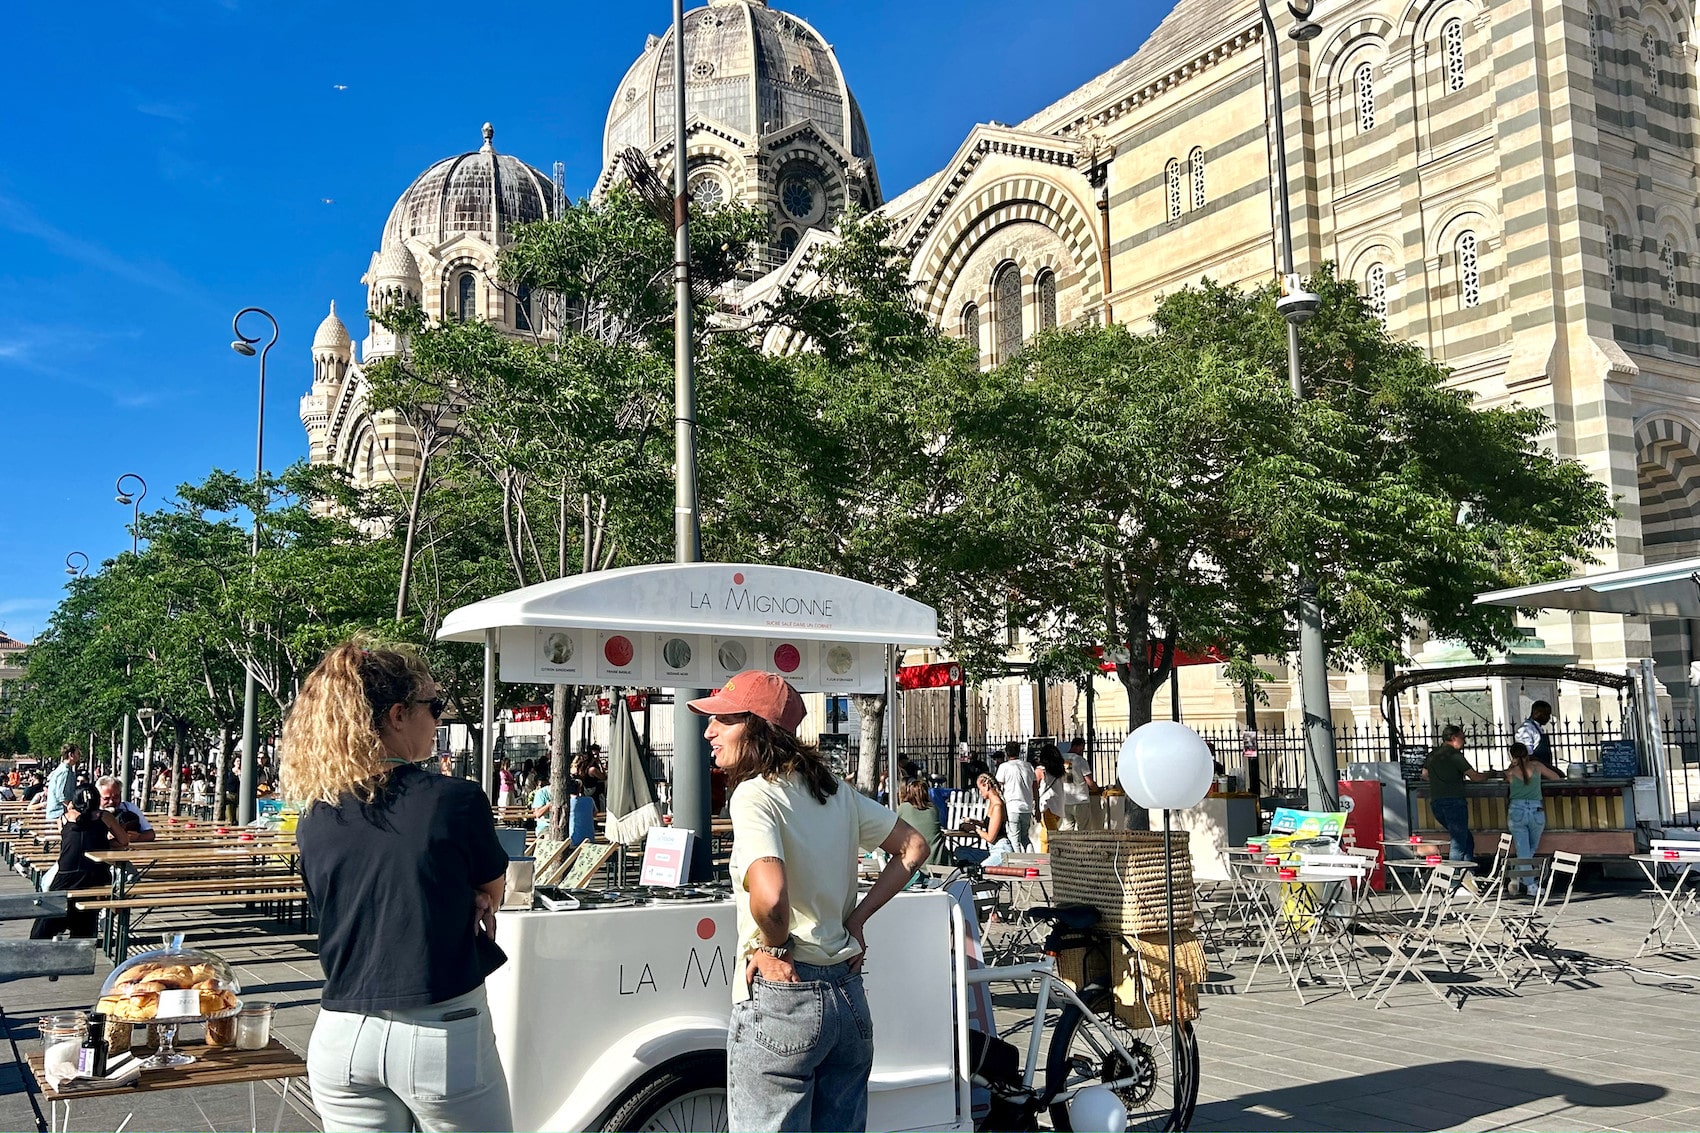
[437,562,978,1132]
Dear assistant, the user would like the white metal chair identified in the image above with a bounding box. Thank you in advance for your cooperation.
[1364,863,1471,1010]
[1501,850,1584,978]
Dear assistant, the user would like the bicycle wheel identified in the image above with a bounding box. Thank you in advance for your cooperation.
[1043,1000,1199,1132]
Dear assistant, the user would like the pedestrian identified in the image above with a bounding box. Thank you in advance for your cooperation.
[566,778,596,848]
[282,639,512,1132]
[1505,741,1564,897]
[38,744,80,822]
[690,669,927,1133]
[1515,700,1556,769]
[1059,738,1095,830]
[994,741,1036,852]
[895,777,951,870]
[1422,725,1486,861]
[1033,744,1068,852]
[496,760,514,808]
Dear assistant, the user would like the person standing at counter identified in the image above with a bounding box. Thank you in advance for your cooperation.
[692,670,929,1133]
[1422,725,1486,861]
[1516,701,1556,769]
[995,741,1036,852]
[1506,740,1564,897]
[283,640,512,1133]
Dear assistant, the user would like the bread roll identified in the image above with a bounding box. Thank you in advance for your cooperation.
[153,965,193,987]
[199,990,226,1016]
[133,980,168,995]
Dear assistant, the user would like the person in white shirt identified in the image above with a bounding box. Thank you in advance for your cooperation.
[96,776,155,842]
[691,669,927,1133]
[1033,745,1069,852]
[1059,738,1095,830]
[995,742,1036,852]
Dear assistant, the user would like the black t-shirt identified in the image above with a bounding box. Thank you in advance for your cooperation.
[297,764,508,1012]
[52,816,113,891]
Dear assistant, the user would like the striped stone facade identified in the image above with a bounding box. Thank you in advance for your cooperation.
[883,0,1700,731]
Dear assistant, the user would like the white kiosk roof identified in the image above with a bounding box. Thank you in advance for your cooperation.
[1475,557,1700,618]
[439,563,940,694]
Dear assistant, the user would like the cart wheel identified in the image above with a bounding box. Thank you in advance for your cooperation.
[600,1054,727,1132]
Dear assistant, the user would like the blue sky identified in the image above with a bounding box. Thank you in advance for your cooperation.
[0,0,1165,642]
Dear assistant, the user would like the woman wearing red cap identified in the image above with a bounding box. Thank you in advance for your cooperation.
[691,669,928,1133]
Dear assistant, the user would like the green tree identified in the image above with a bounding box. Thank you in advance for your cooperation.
[927,268,1614,737]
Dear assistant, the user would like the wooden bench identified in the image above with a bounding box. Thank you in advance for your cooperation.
[77,889,311,960]
[0,892,97,982]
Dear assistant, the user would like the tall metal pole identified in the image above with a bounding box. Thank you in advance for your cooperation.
[663,0,712,880]
[1259,0,1338,812]
[231,307,277,825]
[119,715,132,804]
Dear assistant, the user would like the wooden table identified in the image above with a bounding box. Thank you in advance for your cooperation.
[27,1040,306,1133]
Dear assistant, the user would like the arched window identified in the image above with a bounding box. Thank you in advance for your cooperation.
[1366,263,1389,327]
[1587,5,1602,74]
[363,437,376,483]
[994,263,1024,362]
[1644,30,1660,99]
[777,227,800,257]
[1165,158,1182,222]
[1663,238,1679,305]
[1356,63,1376,131]
[1605,221,1619,292]
[1037,270,1058,330]
[515,283,533,332]
[1188,147,1206,211]
[1442,19,1466,93]
[1456,230,1481,309]
[962,302,982,359]
[456,272,476,322]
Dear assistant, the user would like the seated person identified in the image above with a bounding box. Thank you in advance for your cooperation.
[955,773,1013,867]
[97,776,156,843]
[32,784,130,939]
[567,778,597,848]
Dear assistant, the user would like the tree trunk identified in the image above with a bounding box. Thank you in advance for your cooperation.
[549,683,574,839]
[395,445,432,621]
[167,719,189,818]
[852,694,885,795]
[213,726,233,823]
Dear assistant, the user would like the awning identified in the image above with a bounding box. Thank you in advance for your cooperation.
[1475,557,1700,618]
[437,562,941,694]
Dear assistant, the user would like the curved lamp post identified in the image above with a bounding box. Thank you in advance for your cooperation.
[230,306,278,825]
[115,473,148,556]
[64,552,89,578]
[1256,0,1338,812]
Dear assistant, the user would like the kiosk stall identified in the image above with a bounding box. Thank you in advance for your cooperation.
[437,563,974,1132]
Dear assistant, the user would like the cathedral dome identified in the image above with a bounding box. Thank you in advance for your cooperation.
[603,0,875,181]
[382,123,555,250]
[312,301,351,357]
[370,240,422,288]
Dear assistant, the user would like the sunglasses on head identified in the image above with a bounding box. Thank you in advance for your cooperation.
[413,696,446,720]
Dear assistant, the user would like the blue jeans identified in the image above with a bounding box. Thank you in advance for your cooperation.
[1431,796,1474,861]
[728,961,873,1133]
[1508,799,1546,861]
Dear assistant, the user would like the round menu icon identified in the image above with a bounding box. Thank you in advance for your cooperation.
[662,637,693,668]
[825,645,854,675]
[603,635,634,667]
[717,640,747,672]
[773,643,801,673]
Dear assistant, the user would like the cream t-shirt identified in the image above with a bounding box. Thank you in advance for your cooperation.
[729,771,897,1001]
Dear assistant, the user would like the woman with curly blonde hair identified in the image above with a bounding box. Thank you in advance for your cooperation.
[285,639,512,1132]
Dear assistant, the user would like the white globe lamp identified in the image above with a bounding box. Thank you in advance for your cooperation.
[1067,1084,1128,1132]
[1116,721,1214,811]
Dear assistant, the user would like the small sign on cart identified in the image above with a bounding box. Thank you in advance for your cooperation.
[640,827,696,887]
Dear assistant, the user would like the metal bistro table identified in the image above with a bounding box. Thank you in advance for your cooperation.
[1631,850,1700,956]
[28,1039,306,1133]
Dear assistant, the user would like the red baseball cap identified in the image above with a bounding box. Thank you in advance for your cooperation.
[688,670,806,732]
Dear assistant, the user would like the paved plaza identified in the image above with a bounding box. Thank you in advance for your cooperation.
[0,868,1696,1132]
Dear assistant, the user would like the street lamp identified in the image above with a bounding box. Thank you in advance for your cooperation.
[64,552,88,577]
[1258,0,1339,811]
[230,306,278,826]
[115,473,148,556]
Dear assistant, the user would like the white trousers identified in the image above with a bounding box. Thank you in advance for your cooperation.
[307,985,512,1133]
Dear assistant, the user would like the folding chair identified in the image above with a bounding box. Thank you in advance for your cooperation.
[1296,852,1374,994]
[1363,863,1470,1010]
[1479,832,1513,892]
[1502,850,1584,978]
[1344,844,1387,915]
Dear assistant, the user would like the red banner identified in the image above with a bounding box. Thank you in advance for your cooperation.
[1095,644,1229,673]
[896,662,964,690]
[510,704,551,723]
[597,694,650,716]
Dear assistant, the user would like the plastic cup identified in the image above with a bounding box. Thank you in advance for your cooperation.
[1409,834,1423,844]
[1278,868,1297,881]
[1425,854,1442,865]
[1663,850,1681,860]
[1264,855,1280,866]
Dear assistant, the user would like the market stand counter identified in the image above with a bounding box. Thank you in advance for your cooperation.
[1411,779,1637,856]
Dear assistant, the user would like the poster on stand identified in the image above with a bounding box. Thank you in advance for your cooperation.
[654,633,706,684]
[596,631,643,682]
[502,628,589,683]
[640,827,695,887]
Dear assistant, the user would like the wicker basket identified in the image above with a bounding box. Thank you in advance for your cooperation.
[1049,830,1194,934]
[1114,929,1205,1028]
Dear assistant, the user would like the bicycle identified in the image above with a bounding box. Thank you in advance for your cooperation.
[933,864,1201,1131]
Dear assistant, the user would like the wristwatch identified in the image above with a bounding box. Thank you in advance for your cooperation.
[753,935,794,959]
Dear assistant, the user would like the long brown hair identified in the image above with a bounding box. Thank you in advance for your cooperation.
[899,778,932,811]
[1506,741,1534,783]
[723,714,839,804]
[281,638,433,806]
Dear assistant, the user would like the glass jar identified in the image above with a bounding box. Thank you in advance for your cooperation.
[39,1014,85,1088]
[235,1002,273,1051]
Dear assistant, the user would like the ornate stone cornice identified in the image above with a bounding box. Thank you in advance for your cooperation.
[895,125,1087,254]
[1044,27,1261,141]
